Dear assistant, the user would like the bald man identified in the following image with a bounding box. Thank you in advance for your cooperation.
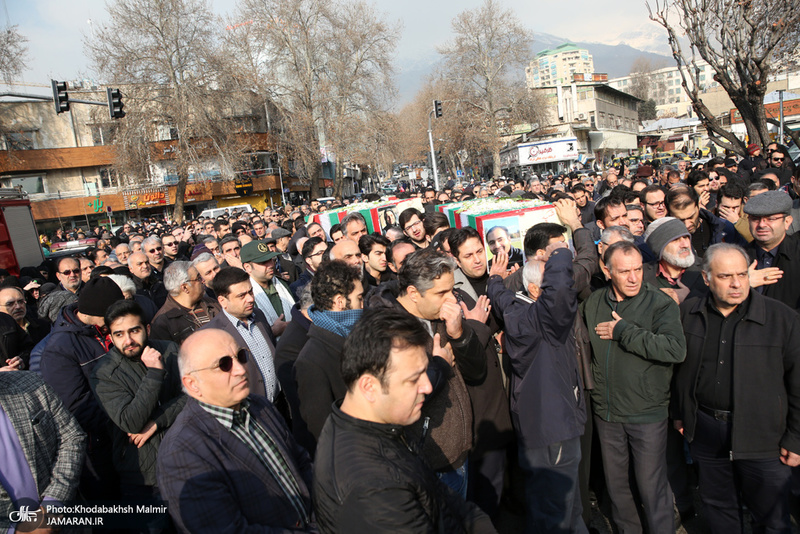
[329,239,362,268]
[158,329,315,532]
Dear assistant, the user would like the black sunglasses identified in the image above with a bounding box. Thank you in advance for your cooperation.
[189,348,249,374]
[60,269,79,276]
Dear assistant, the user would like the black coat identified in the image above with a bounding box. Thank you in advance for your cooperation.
[292,324,347,455]
[313,403,496,534]
[274,304,311,429]
[746,233,800,310]
[674,291,800,459]
[89,339,185,486]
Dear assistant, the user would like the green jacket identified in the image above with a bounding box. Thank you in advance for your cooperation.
[90,338,186,486]
[581,283,685,424]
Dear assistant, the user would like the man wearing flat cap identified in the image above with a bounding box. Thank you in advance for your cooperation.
[240,240,295,338]
[40,276,126,500]
[267,227,299,283]
[743,190,800,310]
[643,217,707,305]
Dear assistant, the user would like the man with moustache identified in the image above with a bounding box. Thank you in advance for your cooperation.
[90,300,185,504]
[642,217,708,304]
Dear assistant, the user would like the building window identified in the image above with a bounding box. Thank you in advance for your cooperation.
[99,168,118,189]
[1,175,44,194]
[3,132,35,151]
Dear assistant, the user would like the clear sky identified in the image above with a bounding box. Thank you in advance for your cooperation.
[4,0,667,98]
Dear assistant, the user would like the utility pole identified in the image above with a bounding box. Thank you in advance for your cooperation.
[428,100,443,191]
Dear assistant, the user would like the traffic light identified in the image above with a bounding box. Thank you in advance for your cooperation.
[52,80,69,114]
[107,88,125,119]
[434,100,443,118]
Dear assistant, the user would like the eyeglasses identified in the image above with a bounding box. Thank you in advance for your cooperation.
[309,250,326,258]
[404,220,422,232]
[148,247,163,253]
[189,348,249,374]
[646,200,666,207]
[772,157,785,162]
[708,177,720,181]
[163,241,178,247]
[59,269,79,276]
[185,277,203,284]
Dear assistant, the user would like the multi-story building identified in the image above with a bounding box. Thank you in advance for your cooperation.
[526,43,595,88]
[0,82,316,232]
[501,79,641,177]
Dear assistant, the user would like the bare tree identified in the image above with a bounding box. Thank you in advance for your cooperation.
[0,26,28,84]
[648,0,800,155]
[438,0,535,178]
[85,0,254,222]
[230,0,398,200]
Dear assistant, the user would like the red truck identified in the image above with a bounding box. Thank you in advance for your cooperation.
[0,189,45,275]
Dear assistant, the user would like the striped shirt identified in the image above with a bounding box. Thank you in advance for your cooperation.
[197,399,310,526]
[223,310,278,401]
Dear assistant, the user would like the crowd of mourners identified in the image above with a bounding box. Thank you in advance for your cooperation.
[1,140,800,534]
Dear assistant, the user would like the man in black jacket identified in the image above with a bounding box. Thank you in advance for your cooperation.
[292,260,363,455]
[674,243,800,534]
[313,308,496,534]
[743,191,800,310]
[90,300,185,512]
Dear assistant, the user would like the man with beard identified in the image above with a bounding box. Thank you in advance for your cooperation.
[90,300,185,508]
[642,217,708,305]
[485,226,524,269]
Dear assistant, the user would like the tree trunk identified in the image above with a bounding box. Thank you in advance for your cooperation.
[333,155,345,199]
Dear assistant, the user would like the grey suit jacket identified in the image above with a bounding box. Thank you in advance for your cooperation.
[202,309,276,398]
[0,372,86,524]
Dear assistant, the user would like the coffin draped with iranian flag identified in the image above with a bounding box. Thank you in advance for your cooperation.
[309,197,567,266]
[306,198,425,236]
[437,198,568,264]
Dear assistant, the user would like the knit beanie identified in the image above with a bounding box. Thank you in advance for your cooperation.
[643,217,690,260]
[78,277,124,317]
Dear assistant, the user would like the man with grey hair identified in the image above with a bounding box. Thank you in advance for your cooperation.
[367,247,487,497]
[128,251,168,308]
[487,240,587,534]
[115,242,132,265]
[674,243,800,534]
[340,212,368,242]
[142,235,169,280]
[581,241,685,534]
[151,261,221,345]
[192,252,221,300]
[642,216,707,305]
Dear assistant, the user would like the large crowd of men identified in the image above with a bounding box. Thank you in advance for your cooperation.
[1,142,800,534]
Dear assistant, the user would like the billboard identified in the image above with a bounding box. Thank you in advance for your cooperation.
[517,137,579,165]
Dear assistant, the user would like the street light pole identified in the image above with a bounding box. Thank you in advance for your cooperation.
[427,110,439,191]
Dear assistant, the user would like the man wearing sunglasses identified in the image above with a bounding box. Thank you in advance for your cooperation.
[90,300,185,510]
[142,236,171,281]
[158,328,315,533]
[55,257,83,295]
